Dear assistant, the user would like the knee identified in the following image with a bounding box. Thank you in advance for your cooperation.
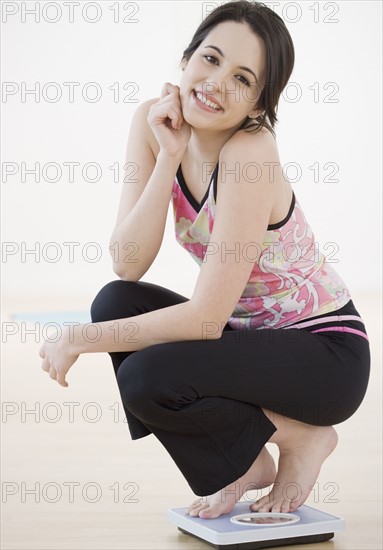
[90,279,139,323]
[116,355,155,418]
[116,349,178,416]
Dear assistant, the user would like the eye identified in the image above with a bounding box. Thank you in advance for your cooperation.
[203,54,218,65]
[236,75,250,86]
[202,55,250,86]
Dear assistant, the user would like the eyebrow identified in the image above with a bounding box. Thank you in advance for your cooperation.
[204,45,259,84]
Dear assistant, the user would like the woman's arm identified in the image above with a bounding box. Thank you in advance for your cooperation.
[110,99,180,281]
[111,83,191,282]
[70,299,221,355]
[39,300,220,387]
[111,151,180,281]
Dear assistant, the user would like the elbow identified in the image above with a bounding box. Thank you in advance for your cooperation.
[191,306,224,340]
[188,300,226,340]
[203,326,223,340]
[111,262,141,283]
[109,239,141,282]
[202,321,223,340]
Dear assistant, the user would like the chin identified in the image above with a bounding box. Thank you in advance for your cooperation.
[183,106,219,128]
[185,118,215,130]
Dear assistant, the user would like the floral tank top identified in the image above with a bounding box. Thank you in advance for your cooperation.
[171,161,352,330]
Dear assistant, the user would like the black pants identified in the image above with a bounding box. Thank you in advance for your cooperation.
[90,280,371,496]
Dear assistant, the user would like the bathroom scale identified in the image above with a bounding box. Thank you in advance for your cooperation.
[167,502,345,549]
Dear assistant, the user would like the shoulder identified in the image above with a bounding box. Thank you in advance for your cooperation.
[134,96,161,115]
[219,127,281,192]
[131,97,161,159]
[220,126,278,159]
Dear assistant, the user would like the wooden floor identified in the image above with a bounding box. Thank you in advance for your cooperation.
[2,291,382,549]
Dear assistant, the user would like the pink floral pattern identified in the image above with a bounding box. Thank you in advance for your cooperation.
[171,174,351,330]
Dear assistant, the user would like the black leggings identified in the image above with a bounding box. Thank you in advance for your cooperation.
[90,280,371,496]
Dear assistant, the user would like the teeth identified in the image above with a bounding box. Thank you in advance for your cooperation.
[195,91,221,110]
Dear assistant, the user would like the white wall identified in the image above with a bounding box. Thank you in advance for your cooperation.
[2,0,382,303]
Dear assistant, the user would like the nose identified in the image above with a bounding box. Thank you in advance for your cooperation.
[202,71,242,105]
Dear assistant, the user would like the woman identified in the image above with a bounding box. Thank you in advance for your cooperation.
[39,1,371,520]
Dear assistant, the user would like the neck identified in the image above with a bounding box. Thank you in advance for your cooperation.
[186,123,243,165]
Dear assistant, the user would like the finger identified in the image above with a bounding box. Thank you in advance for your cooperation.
[41,357,50,372]
[152,103,182,130]
[160,82,178,99]
[49,366,57,380]
[57,370,68,388]
[167,107,182,129]
[39,347,45,358]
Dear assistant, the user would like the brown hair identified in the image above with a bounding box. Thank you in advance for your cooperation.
[180,0,295,138]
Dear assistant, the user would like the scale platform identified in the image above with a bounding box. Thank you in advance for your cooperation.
[167,502,345,549]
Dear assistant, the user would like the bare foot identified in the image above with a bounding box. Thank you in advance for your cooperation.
[186,446,276,519]
[249,426,338,513]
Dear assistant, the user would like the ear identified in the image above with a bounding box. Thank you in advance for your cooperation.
[248,108,264,119]
[180,58,188,71]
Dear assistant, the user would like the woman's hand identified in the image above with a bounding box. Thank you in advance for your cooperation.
[147,82,191,158]
[39,326,79,387]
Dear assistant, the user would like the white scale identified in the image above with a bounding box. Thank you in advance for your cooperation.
[167,502,345,549]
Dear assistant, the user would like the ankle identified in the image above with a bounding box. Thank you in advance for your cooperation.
[277,425,338,453]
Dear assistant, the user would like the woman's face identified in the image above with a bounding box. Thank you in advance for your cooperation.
[179,21,266,132]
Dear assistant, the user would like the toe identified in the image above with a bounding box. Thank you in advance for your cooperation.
[199,506,221,519]
[187,498,205,513]
[271,502,279,513]
[271,500,283,513]
[258,506,269,513]
[250,498,264,511]
[188,501,202,510]
[258,501,273,512]
[281,499,292,513]
[190,503,209,516]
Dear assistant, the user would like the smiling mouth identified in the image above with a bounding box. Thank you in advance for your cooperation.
[193,89,223,112]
